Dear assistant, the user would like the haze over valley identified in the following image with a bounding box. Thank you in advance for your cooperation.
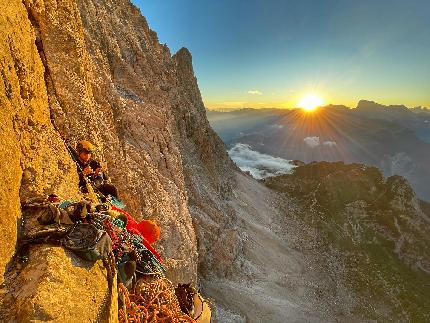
[208,100,430,202]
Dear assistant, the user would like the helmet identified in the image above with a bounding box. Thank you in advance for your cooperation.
[76,140,95,154]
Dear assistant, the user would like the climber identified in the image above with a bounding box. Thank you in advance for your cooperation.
[76,140,119,199]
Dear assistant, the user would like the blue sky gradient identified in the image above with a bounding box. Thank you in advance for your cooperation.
[133,0,430,109]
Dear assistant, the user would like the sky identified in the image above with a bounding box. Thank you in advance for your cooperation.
[133,0,430,109]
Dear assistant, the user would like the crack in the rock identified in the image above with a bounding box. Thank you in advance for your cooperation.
[22,0,69,137]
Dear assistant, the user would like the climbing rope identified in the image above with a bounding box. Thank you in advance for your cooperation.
[118,278,196,323]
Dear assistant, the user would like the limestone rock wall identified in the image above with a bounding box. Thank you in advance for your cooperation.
[172,48,238,275]
[0,1,114,321]
[22,0,201,282]
[2,246,118,322]
[1,0,236,320]
[0,0,81,282]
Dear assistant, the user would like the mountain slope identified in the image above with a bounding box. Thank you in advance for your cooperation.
[265,162,430,322]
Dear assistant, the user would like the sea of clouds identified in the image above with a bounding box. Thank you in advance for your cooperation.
[228,143,296,179]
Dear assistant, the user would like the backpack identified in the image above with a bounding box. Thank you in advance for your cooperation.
[22,201,70,225]
[61,223,112,261]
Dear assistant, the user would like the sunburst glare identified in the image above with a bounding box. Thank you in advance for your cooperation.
[298,94,324,111]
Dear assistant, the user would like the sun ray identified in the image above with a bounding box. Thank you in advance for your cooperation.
[274,106,383,165]
[298,94,324,111]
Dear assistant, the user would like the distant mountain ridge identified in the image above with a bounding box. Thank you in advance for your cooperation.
[355,99,430,129]
[207,101,430,202]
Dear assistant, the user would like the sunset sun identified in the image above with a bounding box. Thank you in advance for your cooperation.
[298,94,324,111]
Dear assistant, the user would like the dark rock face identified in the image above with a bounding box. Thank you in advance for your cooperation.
[265,162,430,322]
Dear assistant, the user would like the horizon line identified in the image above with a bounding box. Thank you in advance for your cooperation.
[204,100,430,111]
[203,99,430,110]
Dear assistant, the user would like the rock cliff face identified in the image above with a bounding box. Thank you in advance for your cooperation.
[0,0,81,283]
[0,0,234,321]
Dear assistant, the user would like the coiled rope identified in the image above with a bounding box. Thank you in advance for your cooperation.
[118,278,196,323]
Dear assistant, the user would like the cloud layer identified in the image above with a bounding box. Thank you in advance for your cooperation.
[304,136,320,148]
[228,143,296,179]
[304,136,337,148]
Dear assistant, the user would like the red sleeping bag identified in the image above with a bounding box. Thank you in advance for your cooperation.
[111,206,163,263]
